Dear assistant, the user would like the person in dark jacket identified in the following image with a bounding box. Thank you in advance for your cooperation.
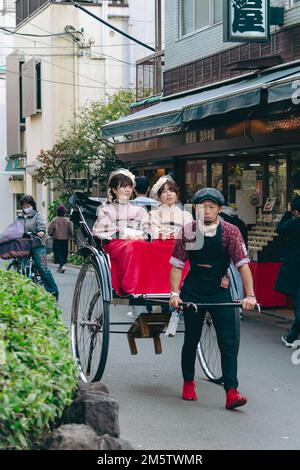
[220,195,248,247]
[48,204,74,273]
[130,176,158,210]
[17,195,59,299]
[274,195,300,347]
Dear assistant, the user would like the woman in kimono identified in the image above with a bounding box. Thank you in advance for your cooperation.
[93,169,151,296]
[149,175,193,239]
[92,169,149,241]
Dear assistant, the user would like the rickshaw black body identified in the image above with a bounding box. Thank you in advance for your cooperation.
[69,193,247,385]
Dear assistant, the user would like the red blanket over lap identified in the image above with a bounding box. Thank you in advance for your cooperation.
[104,239,189,296]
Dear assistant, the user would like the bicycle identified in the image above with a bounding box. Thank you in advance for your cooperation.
[6,232,43,286]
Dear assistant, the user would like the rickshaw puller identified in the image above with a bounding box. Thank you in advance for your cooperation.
[169,188,257,410]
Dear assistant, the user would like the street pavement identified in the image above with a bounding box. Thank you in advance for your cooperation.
[2,260,300,450]
[53,264,300,450]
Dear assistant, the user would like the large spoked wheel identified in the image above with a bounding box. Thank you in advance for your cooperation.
[71,257,110,383]
[197,308,241,384]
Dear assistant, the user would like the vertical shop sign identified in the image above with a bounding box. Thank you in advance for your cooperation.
[224,0,270,42]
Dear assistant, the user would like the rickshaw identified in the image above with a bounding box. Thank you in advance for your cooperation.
[69,192,259,385]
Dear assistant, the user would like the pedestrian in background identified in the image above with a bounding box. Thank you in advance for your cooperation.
[18,195,59,299]
[275,195,300,347]
[48,204,74,273]
[130,176,158,211]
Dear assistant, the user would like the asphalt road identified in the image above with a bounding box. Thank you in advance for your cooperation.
[27,264,300,450]
[54,264,300,450]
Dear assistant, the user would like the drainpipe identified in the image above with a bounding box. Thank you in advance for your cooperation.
[154,0,162,95]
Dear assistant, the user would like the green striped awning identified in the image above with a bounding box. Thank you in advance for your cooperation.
[102,64,300,138]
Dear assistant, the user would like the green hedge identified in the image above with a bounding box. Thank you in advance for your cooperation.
[0,270,78,449]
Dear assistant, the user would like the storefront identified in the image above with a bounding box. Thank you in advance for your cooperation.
[102,65,300,307]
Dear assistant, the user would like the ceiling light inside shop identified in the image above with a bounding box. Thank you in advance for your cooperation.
[249,163,261,167]
[228,153,236,157]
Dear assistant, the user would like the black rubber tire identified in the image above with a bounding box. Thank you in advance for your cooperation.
[6,259,22,274]
[71,257,110,383]
[197,307,240,384]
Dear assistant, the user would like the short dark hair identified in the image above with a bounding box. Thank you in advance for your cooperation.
[291,195,300,212]
[20,194,37,211]
[157,180,180,201]
[135,176,149,195]
[109,174,134,201]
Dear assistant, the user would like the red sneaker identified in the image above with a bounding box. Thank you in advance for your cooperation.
[182,380,197,401]
[225,388,247,409]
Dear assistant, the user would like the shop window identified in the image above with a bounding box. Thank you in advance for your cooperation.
[185,160,207,201]
[268,158,287,212]
[291,152,300,197]
[212,162,223,192]
[228,161,264,225]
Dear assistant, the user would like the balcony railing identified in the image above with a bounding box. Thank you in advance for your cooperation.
[136,50,164,101]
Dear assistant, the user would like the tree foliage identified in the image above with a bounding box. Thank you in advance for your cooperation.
[37,91,135,195]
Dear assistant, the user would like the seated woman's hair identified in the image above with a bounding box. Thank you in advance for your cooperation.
[20,194,37,211]
[157,180,180,201]
[108,174,134,202]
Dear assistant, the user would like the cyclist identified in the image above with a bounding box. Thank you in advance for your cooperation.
[17,195,59,300]
[169,188,257,410]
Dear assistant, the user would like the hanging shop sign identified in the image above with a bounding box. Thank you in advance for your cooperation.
[224,0,270,43]
[224,1,285,43]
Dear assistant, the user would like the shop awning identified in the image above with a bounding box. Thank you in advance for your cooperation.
[267,71,300,103]
[102,64,300,138]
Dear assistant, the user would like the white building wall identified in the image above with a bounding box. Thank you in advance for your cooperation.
[165,0,300,71]
[0,0,15,231]
[9,1,156,218]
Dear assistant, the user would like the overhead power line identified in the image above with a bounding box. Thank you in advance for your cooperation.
[72,1,156,53]
[0,26,83,38]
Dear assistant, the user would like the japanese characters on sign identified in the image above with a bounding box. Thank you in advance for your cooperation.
[224,0,270,43]
[185,129,216,145]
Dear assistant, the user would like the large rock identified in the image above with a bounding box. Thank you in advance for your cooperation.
[63,382,120,438]
[98,434,134,450]
[44,424,99,450]
[77,380,109,396]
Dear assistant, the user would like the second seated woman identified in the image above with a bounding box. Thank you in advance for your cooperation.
[149,175,193,239]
